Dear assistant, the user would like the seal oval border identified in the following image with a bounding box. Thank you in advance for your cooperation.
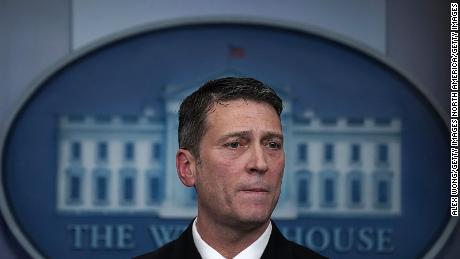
[0,16,456,259]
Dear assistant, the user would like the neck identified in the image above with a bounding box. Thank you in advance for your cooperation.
[195,214,270,258]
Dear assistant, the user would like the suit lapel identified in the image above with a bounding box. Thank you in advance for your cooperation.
[260,222,291,259]
[168,221,300,259]
[171,221,202,259]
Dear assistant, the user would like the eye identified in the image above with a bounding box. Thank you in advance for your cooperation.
[267,141,282,150]
[225,141,240,149]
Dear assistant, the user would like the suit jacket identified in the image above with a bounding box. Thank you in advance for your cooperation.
[134,221,328,259]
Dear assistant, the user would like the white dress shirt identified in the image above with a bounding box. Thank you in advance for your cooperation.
[192,218,272,259]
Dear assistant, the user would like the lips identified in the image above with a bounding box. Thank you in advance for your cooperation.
[243,188,268,192]
[239,185,270,193]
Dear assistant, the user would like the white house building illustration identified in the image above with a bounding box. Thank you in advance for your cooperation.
[56,79,401,218]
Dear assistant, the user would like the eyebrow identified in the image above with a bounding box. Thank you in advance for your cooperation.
[217,130,284,144]
[262,132,284,142]
[217,131,250,144]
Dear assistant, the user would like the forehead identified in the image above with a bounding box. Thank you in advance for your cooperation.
[203,99,282,133]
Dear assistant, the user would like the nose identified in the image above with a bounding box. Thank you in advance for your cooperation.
[247,144,268,174]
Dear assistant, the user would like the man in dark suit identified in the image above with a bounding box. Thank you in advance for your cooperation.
[135,77,327,259]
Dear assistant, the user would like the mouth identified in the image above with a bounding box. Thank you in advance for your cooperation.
[239,185,270,194]
[238,188,270,204]
[242,188,268,192]
[237,186,272,205]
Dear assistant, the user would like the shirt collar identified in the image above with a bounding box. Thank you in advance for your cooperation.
[192,218,272,259]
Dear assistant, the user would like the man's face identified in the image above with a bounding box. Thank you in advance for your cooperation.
[193,99,285,228]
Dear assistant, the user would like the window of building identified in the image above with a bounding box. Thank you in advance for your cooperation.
[377,180,389,204]
[70,176,81,201]
[298,179,308,204]
[97,142,108,162]
[96,176,108,202]
[324,144,334,163]
[120,168,136,205]
[325,179,334,203]
[152,143,161,161]
[122,115,139,124]
[124,142,135,161]
[375,118,391,126]
[145,168,162,205]
[68,115,84,122]
[123,178,134,201]
[66,167,84,204]
[95,115,111,123]
[297,144,308,163]
[70,142,81,161]
[149,177,160,203]
[351,144,361,163]
[296,170,311,206]
[93,168,110,205]
[351,179,361,203]
[347,118,364,126]
[377,144,389,164]
[320,170,337,207]
[321,118,337,126]
[373,170,392,209]
[347,170,363,207]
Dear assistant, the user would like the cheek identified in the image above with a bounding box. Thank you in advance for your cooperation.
[270,157,285,184]
[210,155,244,178]
[198,161,232,192]
[269,153,285,170]
[206,162,241,197]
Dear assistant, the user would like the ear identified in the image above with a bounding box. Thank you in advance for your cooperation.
[176,149,197,187]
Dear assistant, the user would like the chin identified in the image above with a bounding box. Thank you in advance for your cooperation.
[237,209,271,225]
